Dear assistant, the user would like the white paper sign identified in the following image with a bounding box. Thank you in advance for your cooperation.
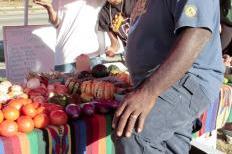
[3,25,56,83]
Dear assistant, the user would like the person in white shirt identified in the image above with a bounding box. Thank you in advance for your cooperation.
[34,0,105,72]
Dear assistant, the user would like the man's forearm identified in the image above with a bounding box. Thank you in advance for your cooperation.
[142,28,212,99]
[46,5,59,27]
[108,32,119,49]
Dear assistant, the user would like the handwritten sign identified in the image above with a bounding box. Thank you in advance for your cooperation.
[3,25,56,83]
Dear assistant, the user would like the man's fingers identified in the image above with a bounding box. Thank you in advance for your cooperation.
[34,1,44,5]
[137,114,146,133]
[112,102,127,128]
[106,51,115,57]
[116,106,134,137]
[33,0,48,6]
[125,112,140,137]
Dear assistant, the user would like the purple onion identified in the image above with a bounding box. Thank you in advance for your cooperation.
[94,100,121,114]
[95,103,111,114]
[100,99,121,109]
[82,103,95,116]
[65,104,81,119]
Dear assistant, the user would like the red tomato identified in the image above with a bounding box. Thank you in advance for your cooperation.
[21,104,37,118]
[32,96,45,104]
[0,110,4,124]
[42,103,63,113]
[17,116,34,133]
[33,113,49,128]
[32,102,41,109]
[0,120,18,137]
[24,98,32,105]
[3,106,20,121]
[8,98,32,109]
[8,99,24,110]
[49,110,68,126]
[55,85,68,95]
[36,106,46,115]
[28,87,47,97]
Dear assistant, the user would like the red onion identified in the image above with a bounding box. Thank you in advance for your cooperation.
[47,84,55,93]
[95,100,121,114]
[32,95,45,104]
[82,103,95,116]
[95,102,111,114]
[27,78,40,89]
[65,104,81,119]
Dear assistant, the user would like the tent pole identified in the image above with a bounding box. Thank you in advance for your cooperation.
[24,0,29,26]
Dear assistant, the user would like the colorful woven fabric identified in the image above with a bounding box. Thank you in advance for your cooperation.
[71,114,114,154]
[0,129,45,154]
[45,125,71,154]
[193,85,232,137]
[227,109,232,123]
[201,96,220,134]
[216,85,232,129]
[199,112,207,136]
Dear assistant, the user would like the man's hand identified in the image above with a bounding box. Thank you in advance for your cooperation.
[106,32,120,57]
[112,87,156,137]
[105,46,118,57]
[33,0,59,27]
[33,0,51,9]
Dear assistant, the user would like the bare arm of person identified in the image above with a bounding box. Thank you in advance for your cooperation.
[33,0,59,28]
[112,27,212,137]
[105,31,120,57]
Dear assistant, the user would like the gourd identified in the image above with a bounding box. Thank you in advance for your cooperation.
[80,80,115,100]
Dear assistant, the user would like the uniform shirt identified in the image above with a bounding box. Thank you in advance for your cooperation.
[52,0,104,65]
[126,0,225,102]
[98,0,136,46]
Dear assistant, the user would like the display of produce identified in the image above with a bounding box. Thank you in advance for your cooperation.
[0,62,131,137]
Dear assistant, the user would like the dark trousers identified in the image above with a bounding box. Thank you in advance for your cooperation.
[112,74,211,154]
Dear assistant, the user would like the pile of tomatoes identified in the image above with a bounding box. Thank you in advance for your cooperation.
[0,98,68,137]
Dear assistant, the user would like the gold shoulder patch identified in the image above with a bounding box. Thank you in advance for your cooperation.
[184,5,197,17]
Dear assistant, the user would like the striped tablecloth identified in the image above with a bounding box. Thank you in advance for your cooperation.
[70,115,114,154]
[193,85,232,137]
[0,115,114,154]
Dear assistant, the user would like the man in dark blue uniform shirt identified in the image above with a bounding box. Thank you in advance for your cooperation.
[111,0,225,153]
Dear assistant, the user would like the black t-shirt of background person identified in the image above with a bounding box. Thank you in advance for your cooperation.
[98,0,136,46]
